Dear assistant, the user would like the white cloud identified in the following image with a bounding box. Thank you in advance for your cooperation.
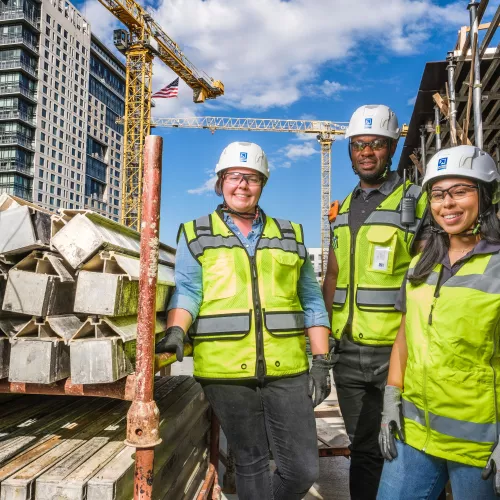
[187,174,217,195]
[407,95,417,106]
[83,0,467,113]
[280,142,319,160]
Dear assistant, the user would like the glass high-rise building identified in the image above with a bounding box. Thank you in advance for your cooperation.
[0,0,125,222]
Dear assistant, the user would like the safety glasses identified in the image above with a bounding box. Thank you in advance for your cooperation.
[224,172,263,186]
[429,184,479,203]
[350,138,389,152]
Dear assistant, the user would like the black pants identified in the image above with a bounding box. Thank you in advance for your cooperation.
[333,335,392,500]
[201,373,319,500]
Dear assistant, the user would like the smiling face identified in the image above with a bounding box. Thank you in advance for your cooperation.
[430,177,479,235]
[351,135,397,185]
[222,167,263,213]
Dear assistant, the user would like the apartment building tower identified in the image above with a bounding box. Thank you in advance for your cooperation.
[0,0,124,222]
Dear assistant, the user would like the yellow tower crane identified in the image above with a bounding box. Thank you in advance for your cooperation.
[96,0,224,230]
[152,116,348,278]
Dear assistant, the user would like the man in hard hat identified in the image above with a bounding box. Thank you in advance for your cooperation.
[323,105,428,500]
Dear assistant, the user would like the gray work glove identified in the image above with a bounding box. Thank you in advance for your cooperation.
[155,326,185,361]
[379,385,405,461]
[329,337,340,367]
[482,436,500,496]
[308,357,332,407]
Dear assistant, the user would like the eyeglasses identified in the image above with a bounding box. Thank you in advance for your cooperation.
[224,172,263,186]
[429,184,478,203]
[350,139,388,152]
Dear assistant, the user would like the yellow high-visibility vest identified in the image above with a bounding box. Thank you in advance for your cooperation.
[403,252,500,467]
[180,210,310,380]
[330,182,427,345]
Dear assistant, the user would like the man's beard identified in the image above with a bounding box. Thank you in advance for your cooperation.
[356,165,388,185]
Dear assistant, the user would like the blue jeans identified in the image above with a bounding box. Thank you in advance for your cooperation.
[201,374,319,500]
[377,440,496,500]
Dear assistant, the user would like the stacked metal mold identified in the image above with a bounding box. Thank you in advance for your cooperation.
[0,195,175,385]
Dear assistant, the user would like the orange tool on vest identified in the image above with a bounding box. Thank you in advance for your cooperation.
[328,200,339,223]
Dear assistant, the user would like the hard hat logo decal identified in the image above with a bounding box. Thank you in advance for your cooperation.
[437,157,448,170]
[364,118,372,129]
[240,152,248,162]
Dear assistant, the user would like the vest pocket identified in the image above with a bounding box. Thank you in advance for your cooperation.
[202,255,236,301]
[332,286,348,309]
[264,310,305,337]
[271,251,299,299]
[189,311,252,340]
[366,225,398,274]
[355,286,400,311]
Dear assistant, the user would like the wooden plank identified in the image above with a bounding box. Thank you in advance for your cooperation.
[0,398,98,466]
[0,398,122,498]
[161,446,209,500]
[153,411,210,500]
[45,441,125,500]
[433,93,471,145]
[87,379,207,500]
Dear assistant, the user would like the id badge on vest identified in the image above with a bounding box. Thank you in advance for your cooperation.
[372,246,391,272]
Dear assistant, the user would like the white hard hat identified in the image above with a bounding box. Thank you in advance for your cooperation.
[215,141,270,179]
[422,145,499,190]
[345,105,400,140]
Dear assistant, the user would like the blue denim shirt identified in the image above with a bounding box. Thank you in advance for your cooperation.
[168,212,330,329]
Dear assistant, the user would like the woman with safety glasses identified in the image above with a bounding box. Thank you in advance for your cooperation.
[377,145,500,499]
[156,141,331,500]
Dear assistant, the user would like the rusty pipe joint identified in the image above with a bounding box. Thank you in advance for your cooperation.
[125,400,162,448]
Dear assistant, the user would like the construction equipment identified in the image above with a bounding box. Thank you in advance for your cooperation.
[152,116,348,279]
[95,0,224,231]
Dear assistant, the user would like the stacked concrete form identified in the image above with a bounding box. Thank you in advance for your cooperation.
[0,376,210,500]
[0,195,175,386]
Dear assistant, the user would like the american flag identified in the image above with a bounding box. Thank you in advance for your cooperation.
[152,78,179,99]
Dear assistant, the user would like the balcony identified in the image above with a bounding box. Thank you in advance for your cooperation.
[0,159,33,176]
[0,183,32,201]
[0,109,36,126]
[0,35,39,55]
[0,11,40,31]
[0,132,34,150]
[0,60,37,77]
[0,83,37,102]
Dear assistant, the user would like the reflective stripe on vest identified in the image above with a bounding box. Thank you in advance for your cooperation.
[364,210,421,233]
[188,235,242,258]
[330,212,349,231]
[264,311,304,332]
[333,287,347,306]
[257,238,306,259]
[403,399,497,443]
[190,312,251,336]
[356,288,400,307]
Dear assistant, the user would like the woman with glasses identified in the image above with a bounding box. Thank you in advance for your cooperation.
[377,145,500,499]
[156,141,331,500]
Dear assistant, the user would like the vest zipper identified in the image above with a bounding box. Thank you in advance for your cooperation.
[422,285,440,452]
[343,220,356,336]
[250,256,265,378]
[490,321,499,439]
[218,211,266,379]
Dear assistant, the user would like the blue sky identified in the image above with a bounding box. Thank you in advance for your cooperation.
[78,0,498,248]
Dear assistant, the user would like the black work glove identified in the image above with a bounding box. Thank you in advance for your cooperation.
[308,357,332,407]
[155,326,185,361]
[379,385,405,461]
[482,436,500,495]
[329,337,340,367]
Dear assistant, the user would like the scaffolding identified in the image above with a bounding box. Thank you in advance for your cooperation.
[399,0,500,177]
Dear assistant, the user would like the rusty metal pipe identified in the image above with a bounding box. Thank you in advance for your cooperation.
[0,376,136,400]
[126,135,163,500]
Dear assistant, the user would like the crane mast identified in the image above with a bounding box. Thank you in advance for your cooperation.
[152,116,348,279]
[95,0,224,229]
